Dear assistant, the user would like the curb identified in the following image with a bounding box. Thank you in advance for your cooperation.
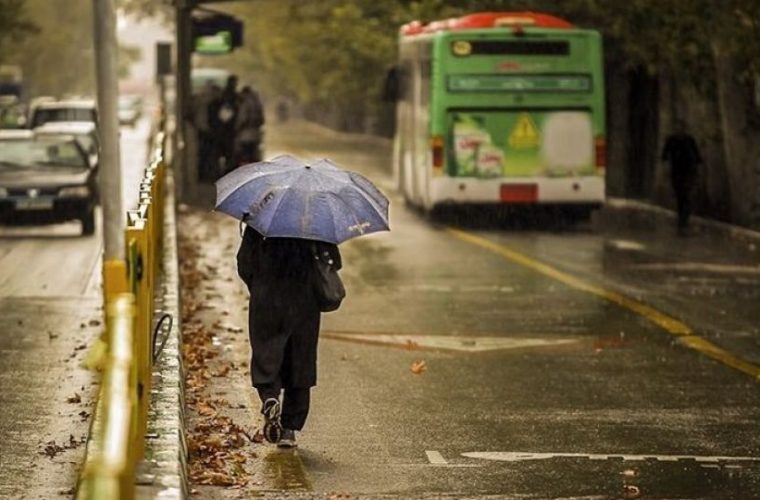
[136,170,188,499]
[601,197,760,249]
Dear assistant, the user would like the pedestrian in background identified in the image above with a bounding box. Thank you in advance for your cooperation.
[193,80,220,181]
[209,75,240,176]
[236,225,341,448]
[661,121,703,236]
[235,86,265,165]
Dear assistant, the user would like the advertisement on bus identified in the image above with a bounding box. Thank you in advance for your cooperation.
[449,110,596,178]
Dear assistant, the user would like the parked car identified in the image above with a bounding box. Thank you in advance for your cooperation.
[118,94,142,126]
[0,130,99,235]
[28,99,98,129]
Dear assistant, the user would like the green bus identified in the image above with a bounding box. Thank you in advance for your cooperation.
[391,12,606,214]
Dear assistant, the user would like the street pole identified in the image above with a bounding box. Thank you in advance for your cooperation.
[93,0,124,261]
[174,0,195,202]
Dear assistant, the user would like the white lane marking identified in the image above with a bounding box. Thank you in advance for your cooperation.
[426,450,448,465]
[323,332,580,353]
[462,451,760,464]
[631,262,760,275]
[607,239,646,251]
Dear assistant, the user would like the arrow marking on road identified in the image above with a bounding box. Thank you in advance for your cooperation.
[426,450,448,464]
[462,451,760,464]
[322,332,579,353]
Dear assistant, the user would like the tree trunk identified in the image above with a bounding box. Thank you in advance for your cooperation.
[712,42,760,227]
[625,66,660,199]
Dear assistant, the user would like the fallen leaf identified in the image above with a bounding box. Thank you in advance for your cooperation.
[197,400,217,417]
[623,484,641,499]
[252,430,265,444]
[410,360,427,374]
[66,393,82,404]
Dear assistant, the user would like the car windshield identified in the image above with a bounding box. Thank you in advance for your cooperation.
[0,137,87,169]
[31,108,95,127]
[74,134,95,155]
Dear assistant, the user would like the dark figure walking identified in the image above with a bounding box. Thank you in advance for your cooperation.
[236,226,341,447]
[235,86,265,165]
[194,81,221,181]
[662,123,702,236]
[209,75,240,177]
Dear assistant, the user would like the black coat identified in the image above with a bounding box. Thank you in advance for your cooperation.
[662,133,702,188]
[236,226,341,389]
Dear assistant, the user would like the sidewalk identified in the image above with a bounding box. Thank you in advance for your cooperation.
[599,197,760,250]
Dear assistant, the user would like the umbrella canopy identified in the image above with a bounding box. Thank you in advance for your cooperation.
[215,154,389,244]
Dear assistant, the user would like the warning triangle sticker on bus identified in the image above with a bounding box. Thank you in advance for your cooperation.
[508,113,541,149]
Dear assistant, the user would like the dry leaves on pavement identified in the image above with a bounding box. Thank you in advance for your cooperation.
[179,220,259,490]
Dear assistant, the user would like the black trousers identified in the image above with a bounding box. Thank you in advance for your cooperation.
[248,293,320,432]
[256,384,311,431]
[197,131,216,181]
[672,174,696,230]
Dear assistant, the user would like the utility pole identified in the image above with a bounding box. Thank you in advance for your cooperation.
[93,0,124,261]
[174,0,195,202]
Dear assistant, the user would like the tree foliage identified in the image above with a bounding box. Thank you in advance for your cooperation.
[0,0,95,97]
[0,0,36,60]
[0,1,148,99]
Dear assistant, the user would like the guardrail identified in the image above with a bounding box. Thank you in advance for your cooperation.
[77,129,168,499]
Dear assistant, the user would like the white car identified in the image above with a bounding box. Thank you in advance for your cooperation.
[118,94,143,127]
[28,99,98,129]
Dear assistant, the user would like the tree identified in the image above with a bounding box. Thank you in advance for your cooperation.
[4,0,95,97]
[0,0,36,61]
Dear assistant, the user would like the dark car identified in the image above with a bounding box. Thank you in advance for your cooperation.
[0,130,99,235]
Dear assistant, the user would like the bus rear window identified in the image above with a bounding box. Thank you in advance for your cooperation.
[453,40,570,56]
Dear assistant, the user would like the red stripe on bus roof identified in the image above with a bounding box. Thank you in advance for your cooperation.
[400,11,574,36]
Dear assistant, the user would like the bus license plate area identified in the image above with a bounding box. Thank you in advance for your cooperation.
[500,184,537,203]
[15,198,54,210]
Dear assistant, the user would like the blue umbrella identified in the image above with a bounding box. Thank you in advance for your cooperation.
[215,154,389,244]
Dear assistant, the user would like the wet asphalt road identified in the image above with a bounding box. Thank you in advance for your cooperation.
[182,121,760,499]
[0,119,151,498]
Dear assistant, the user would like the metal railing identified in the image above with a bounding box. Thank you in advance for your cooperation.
[77,128,168,499]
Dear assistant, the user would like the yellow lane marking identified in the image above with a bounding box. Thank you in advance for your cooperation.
[679,336,760,381]
[446,228,760,381]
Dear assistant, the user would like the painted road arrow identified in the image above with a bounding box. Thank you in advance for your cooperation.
[462,451,760,463]
[322,332,579,353]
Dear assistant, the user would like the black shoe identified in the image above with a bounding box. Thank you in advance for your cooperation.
[277,428,297,448]
[261,398,282,444]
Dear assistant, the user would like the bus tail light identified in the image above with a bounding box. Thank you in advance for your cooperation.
[431,135,444,173]
[595,136,606,172]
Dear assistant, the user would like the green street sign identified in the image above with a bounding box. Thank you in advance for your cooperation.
[194,31,232,55]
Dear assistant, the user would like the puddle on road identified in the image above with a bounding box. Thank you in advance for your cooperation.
[259,449,312,491]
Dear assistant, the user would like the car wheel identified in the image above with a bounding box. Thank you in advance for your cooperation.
[81,210,95,236]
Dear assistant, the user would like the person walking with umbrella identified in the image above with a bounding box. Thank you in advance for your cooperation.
[216,155,389,447]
